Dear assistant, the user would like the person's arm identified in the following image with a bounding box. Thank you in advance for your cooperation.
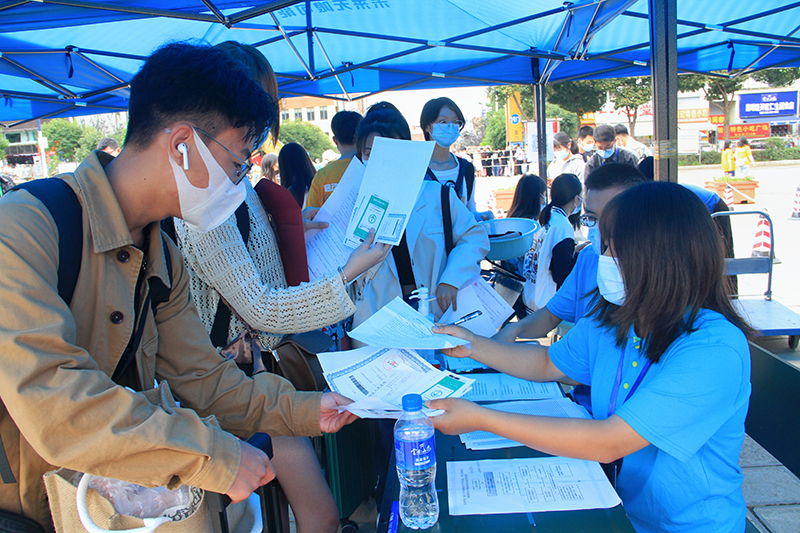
[435,187,491,312]
[429,399,649,464]
[492,306,561,342]
[550,237,577,288]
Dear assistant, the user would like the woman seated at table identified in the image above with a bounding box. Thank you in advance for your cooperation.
[430,181,752,533]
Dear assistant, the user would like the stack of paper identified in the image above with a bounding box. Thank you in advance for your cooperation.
[461,374,563,402]
[317,347,474,418]
[459,398,591,450]
[439,276,514,338]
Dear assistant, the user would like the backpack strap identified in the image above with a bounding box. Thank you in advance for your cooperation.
[457,158,475,205]
[209,201,250,347]
[12,179,82,307]
[441,184,455,257]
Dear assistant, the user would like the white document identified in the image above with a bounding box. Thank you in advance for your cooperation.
[459,399,590,450]
[461,374,563,402]
[344,137,434,247]
[440,276,514,337]
[447,457,621,515]
[323,347,474,418]
[348,297,469,350]
[444,356,490,372]
[306,157,364,280]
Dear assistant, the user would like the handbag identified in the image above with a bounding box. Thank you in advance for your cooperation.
[267,331,334,392]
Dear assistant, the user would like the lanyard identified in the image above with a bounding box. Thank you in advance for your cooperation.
[607,337,652,419]
[600,147,619,166]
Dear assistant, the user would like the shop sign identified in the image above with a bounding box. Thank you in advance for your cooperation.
[717,123,770,139]
[739,92,797,118]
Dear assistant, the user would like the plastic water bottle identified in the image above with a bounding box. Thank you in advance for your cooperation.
[394,393,439,529]
[412,287,439,366]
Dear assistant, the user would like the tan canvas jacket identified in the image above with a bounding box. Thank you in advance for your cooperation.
[0,152,322,530]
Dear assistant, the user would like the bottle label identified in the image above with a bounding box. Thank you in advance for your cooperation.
[395,434,436,470]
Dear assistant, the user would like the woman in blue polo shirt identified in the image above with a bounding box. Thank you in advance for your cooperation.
[430,181,753,533]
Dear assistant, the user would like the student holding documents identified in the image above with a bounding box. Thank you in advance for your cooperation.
[173,43,390,533]
[431,182,752,533]
[348,102,489,330]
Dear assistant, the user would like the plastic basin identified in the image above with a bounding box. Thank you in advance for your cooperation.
[480,217,539,261]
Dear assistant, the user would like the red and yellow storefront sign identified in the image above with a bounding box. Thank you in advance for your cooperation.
[677,108,709,123]
[717,123,770,139]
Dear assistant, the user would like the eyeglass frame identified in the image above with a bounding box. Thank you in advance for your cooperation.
[579,214,598,227]
[165,126,254,185]
[433,119,464,128]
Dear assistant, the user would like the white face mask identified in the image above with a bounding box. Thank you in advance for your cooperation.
[571,197,583,216]
[588,226,602,255]
[169,130,247,233]
[597,255,626,306]
[431,122,460,148]
[554,149,569,160]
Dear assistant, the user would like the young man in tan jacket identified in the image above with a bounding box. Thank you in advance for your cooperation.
[0,42,355,531]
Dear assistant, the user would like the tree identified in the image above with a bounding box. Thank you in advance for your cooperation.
[609,77,651,135]
[678,73,747,143]
[546,103,578,138]
[752,67,800,88]
[460,115,487,147]
[41,118,83,162]
[485,85,535,120]
[278,121,334,160]
[0,136,8,162]
[480,109,506,149]
[546,80,609,126]
[75,125,103,162]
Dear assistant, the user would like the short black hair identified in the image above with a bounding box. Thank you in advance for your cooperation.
[637,156,655,181]
[577,125,594,140]
[125,42,277,150]
[594,124,616,143]
[331,110,362,145]
[97,137,118,151]
[356,102,411,158]
[419,97,465,141]
[613,124,629,136]
[584,162,647,191]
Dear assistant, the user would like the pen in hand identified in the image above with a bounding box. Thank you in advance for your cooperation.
[448,310,482,327]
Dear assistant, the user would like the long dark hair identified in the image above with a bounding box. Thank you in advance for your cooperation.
[539,173,581,229]
[593,182,754,363]
[278,142,316,207]
[508,174,547,220]
[356,102,412,158]
[553,131,578,155]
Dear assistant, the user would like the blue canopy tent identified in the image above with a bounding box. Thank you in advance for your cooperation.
[1,0,800,179]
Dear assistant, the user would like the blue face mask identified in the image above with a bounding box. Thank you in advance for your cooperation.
[431,122,460,148]
[598,147,616,159]
[588,227,602,255]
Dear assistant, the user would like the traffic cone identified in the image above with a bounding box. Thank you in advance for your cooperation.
[790,185,800,221]
[724,184,735,209]
[751,214,781,263]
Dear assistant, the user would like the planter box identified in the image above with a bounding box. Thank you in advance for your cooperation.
[705,180,759,204]
[494,189,516,213]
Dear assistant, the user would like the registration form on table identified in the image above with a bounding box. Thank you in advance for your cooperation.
[306,157,364,280]
[321,347,473,418]
[447,456,620,515]
[461,374,563,402]
[439,276,515,338]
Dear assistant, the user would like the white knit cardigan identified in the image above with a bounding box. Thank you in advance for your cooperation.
[174,182,356,350]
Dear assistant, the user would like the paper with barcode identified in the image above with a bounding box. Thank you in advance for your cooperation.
[321,346,473,418]
[447,457,620,515]
[344,137,434,247]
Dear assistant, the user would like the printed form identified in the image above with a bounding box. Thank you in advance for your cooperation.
[322,347,473,418]
[439,276,515,338]
[344,137,434,247]
[461,375,563,402]
[447,456,621,515]
[305,157,364,280]
[348,297,469,350]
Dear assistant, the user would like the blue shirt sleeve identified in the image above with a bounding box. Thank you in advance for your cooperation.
[547,247,595,322]
[615,317,749,462]
[547,316,595,385]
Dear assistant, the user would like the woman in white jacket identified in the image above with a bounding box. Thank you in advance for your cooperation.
[348,102,490,330]
[523,173,583,311]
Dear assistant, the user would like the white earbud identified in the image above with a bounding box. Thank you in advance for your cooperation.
[177,143,189,170]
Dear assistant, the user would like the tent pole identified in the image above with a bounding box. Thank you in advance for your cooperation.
[649,0,678,183]
[306,1,314,77]
[532,59,547,182]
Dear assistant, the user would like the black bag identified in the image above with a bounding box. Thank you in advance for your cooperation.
[267,331,334,392]
[0,509,46,533]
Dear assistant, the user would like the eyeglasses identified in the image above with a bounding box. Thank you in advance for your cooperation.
[193,127,253,184]
[435,119,464,128]
[579,214,597,227]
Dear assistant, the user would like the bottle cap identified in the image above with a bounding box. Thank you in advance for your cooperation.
[402,393,423,412]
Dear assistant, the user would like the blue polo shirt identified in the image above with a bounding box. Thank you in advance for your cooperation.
[549,310,750,533]
[681,184,719,213]
[546,246,600,322]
